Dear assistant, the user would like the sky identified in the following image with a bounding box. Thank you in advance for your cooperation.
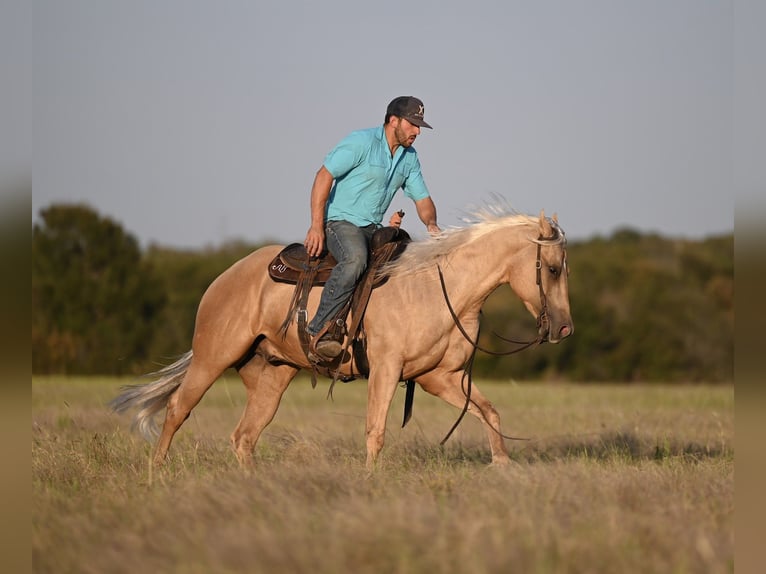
[25,1,762,249]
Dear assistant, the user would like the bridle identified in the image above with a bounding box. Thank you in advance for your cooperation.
[436,231,567,445]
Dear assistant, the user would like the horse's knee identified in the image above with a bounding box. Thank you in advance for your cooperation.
[485,406,501,426]
[471,399,500,425]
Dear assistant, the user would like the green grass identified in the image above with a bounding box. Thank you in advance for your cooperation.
[33,375,733,574]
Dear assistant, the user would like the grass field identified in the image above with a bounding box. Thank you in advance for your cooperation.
[32,375,733,574]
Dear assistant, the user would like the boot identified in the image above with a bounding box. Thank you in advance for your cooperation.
[314,333,342,359]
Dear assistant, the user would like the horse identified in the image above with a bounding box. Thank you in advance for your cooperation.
[110,204,573,470]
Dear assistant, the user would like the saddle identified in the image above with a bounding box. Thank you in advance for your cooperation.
[268,226,410,380]
[268,245,337,285]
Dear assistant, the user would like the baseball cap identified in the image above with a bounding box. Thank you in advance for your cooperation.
[386,96,433,129]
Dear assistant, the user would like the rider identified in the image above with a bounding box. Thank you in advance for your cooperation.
[304,96,441,360]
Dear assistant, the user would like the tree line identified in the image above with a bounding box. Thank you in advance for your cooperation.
[32,204,733,382]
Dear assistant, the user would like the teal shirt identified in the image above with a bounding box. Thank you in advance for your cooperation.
[323,126,430,227]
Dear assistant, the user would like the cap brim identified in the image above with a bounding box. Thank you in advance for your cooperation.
[408,117,433,129]
[400,115,432,129]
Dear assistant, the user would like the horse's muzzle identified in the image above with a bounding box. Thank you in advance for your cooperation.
[545,322,573,344]
[548,323,574,343]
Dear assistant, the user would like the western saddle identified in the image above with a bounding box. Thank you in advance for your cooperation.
[268,226,411,383]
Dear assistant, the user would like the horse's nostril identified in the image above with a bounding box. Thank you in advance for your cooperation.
[560,325,572,338]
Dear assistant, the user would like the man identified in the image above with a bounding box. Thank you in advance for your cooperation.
[304,95,441,360]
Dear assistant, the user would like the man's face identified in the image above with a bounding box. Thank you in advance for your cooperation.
[393,117,421,148]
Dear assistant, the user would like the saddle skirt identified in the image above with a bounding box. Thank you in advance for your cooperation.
[268,243,336,285]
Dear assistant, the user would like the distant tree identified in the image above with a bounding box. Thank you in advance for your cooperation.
[143,240,262,363]
[31,203,733,383]
[473,230,733,383]
[32,204,166,374]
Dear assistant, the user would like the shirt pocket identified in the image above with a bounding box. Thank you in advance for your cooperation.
[389,153,413,189]
[387,166,406,191]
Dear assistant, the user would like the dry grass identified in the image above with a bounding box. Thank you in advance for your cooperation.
[33,375,733,574]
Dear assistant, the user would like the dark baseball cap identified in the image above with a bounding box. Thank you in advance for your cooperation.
[386,96,433,129]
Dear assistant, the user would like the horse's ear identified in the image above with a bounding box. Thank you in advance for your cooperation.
[552,213,558,223]
[539,209,553,237]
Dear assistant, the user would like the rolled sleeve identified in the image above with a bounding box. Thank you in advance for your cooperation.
[402,157,429,201]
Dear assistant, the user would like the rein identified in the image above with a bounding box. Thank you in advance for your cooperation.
[436,235,557,445]
[436,238,550,356]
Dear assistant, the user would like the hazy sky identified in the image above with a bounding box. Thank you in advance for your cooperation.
[30,1,750,249]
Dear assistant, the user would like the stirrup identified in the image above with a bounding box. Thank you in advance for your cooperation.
[307,326,343,363]
[313,335,343,359]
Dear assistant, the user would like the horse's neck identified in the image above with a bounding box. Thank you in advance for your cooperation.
[436,229,528,314]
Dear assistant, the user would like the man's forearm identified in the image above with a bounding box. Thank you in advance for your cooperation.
[415,197,440,233]
[310,166,334,229]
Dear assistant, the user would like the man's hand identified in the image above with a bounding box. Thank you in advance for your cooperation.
[304,226,325,258]
[389,210,405,228]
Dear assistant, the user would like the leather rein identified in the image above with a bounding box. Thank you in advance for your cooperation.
[436,235,564,445]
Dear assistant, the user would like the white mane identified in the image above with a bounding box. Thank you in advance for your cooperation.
[383,200,544,278]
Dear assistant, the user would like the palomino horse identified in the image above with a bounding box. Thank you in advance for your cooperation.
[111,206,573,469]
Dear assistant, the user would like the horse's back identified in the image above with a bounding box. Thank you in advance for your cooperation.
[197,244,279,297]
[195,244,289,334]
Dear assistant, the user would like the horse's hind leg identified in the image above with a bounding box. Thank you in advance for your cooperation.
[416,372,511,465]
[231,354,297,468]
[154,358,226,464]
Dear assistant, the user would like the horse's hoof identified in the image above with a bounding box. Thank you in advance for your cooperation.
[488,457,520,470]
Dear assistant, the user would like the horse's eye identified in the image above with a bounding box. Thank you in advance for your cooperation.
[548,266,559,277]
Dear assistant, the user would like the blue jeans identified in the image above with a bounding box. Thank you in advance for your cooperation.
[308,220,377,336]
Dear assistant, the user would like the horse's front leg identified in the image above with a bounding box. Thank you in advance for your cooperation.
[365,364,402,472]
[417,370,512,466]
